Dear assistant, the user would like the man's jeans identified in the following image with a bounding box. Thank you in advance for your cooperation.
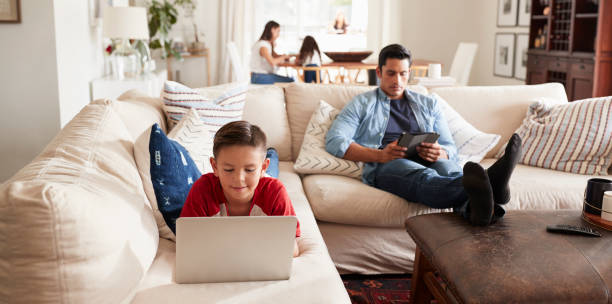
[373,158,468,209]
[373,158,505,221]
[251,72,294,84]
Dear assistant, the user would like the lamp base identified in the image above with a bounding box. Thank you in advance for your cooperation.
[110,39,141,80]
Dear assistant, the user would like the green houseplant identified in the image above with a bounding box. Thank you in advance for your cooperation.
[146,0,195,59]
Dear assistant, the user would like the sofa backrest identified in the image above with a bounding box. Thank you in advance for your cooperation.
[431,83,568,158]
[284,83,429,160]
[0,99,158,303]
[243,85,293,161]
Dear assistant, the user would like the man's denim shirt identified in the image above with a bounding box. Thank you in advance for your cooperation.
[325,88,458,185]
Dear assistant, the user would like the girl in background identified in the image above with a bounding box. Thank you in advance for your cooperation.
[250,21,294,84]
[296,36,322,83]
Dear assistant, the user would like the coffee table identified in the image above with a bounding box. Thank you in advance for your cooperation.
[405,210,611,304]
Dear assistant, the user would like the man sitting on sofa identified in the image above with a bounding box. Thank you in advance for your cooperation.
[325,44,522,226]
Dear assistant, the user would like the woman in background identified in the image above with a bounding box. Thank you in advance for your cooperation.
[296,36,322,83]
[250,21,294,84]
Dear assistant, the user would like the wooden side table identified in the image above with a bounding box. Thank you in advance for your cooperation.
[166,49,211,87]
[405,210,611,304]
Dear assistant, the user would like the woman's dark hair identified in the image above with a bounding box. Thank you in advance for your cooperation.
[259,20,280,41]
[298,36,321,63]
[378,44,412,70]
[213,121,267,158]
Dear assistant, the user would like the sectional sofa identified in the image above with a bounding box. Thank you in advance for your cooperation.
[1,82,608,303]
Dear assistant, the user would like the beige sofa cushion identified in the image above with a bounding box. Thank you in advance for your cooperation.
[431,83,568,158]
[303,158,606,228]
[284,83,428,160]
[479,159,604,210]
[0,99,158,303]
[302,174,448,228]
[130,162,351,304]
[242,85,293,161]
[115,89,168,139]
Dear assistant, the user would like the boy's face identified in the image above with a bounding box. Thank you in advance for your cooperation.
[210,145,269,205]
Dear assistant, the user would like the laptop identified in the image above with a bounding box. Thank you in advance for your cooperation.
[175,216,297,284]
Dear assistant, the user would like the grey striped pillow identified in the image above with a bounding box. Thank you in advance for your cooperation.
[496,96,612,175]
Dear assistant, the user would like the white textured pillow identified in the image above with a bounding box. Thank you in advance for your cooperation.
[168,108,214,174]
[294,100,363,179]
[432,93,501,164]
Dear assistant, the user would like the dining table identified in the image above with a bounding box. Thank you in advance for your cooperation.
[278,59,439,84]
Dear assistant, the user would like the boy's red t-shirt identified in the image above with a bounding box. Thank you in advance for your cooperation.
[180,173,300,237]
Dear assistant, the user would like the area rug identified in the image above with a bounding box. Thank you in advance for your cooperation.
[341,274,412,304]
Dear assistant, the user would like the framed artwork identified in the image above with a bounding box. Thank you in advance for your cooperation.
[518,0,531,26]
[497,0,518,27]
[494,33,516,78]
[514,34,529,80]
[0,0,20,23]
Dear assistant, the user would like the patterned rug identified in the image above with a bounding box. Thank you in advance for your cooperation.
[341,274,412,304]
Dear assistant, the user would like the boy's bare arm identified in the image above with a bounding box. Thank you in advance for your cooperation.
[293,240,299,257]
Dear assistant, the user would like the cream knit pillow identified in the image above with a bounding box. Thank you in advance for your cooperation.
[294,100,363,179]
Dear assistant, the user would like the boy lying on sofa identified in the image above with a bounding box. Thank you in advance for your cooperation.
[325,43,522,226]
[180,121,301,257]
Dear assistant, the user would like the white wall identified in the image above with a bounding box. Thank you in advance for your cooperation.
[161,0,221,87]
[54,0,105,127]
[0,0,103,182]
[0,0,61,182]
[400,0,528,85]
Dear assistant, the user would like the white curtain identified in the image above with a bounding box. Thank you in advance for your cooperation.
[217,0,253,84]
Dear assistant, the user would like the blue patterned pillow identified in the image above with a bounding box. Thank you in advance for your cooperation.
[148,123,202,234]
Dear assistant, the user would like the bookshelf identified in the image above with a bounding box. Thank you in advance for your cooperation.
[526,0,612,100]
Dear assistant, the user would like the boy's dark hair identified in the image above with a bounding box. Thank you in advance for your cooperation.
[378,44,412,70]
[213,121,267,158]
[298,35,321,63]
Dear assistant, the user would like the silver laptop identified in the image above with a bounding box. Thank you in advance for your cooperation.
[175,216,297,284]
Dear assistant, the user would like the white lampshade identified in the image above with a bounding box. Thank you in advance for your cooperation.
[103,7,149,40]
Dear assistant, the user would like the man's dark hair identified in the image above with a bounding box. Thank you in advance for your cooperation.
[378,44,412,70]
[213,121,267,158]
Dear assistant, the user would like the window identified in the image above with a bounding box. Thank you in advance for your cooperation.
[253,0,367,54]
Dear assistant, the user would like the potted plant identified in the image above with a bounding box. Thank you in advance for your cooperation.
[146,0,195,59]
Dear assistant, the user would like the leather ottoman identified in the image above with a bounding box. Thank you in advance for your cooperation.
[405,210,612,304]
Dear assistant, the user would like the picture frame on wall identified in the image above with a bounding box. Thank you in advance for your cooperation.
[0,0,20,23]
[518,0,531,26]
[497,0,518,27]
[494,33,516,78]
[514,34,529,80]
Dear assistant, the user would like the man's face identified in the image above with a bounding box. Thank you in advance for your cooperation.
[376,58,410,100]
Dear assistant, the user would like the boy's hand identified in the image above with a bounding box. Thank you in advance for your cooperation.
[378,140,407,163]
[416,142,448,162]
[293,240,300,257]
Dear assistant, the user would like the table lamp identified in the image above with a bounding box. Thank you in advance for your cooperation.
[103,6,149,79]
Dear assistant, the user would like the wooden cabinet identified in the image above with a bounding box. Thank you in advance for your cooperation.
[526,0,612,100]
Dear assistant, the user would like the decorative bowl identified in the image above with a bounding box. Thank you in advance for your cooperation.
[324,51,373,62]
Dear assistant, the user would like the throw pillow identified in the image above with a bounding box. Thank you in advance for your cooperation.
[432,93,501,164]
[294,100,364,179]
[135,123,202,241]
[162,80,247,131]
[168,108,214,174]
[496,96,612,175]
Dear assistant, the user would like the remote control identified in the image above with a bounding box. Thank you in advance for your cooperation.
[546,224,601,237]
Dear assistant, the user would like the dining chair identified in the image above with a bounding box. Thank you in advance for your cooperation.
[448,42,478,86]
[226,41,247,82]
